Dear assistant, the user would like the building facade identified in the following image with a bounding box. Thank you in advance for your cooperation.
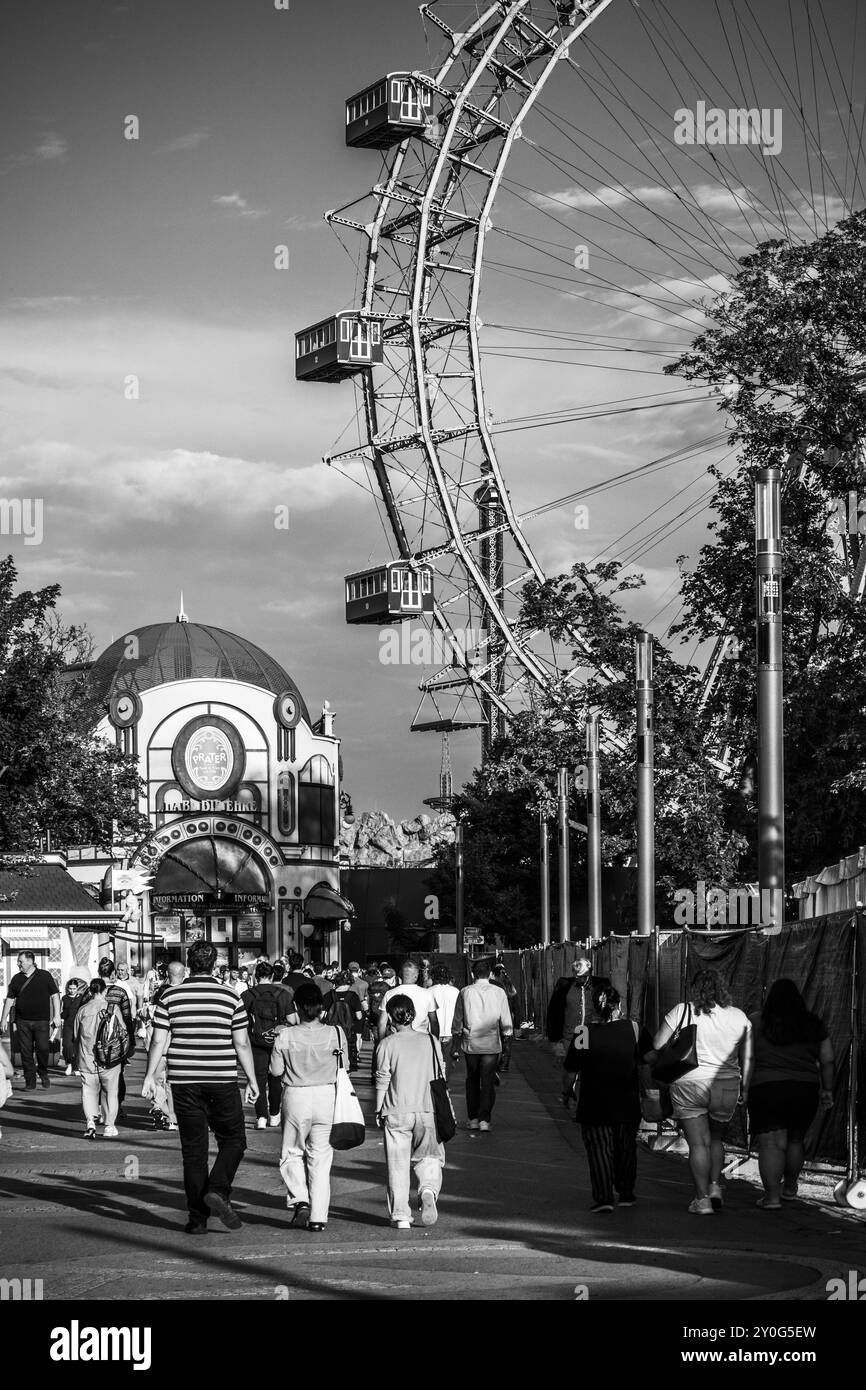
[65,609,351,972]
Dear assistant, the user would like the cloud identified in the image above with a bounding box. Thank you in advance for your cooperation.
[213,191,268,219]
[532,183,677,213]
[282,213,324,232]
[2,131,68,173]
[162,130,210,153]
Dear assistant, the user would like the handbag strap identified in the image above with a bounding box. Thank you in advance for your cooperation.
[333,1026,345,1076]
[429,1033,444,1081]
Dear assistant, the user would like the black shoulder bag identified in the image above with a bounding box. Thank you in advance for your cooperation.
[429,1036,456,1143]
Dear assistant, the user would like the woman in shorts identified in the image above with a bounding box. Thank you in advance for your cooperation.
[747,979,834,1209]
[652,969,752,1216]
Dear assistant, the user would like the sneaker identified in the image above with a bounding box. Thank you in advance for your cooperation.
[392,1219,412,1230]
[103,1125,119,1138]
[184,1221,208,1235]
[204,1191,243,1231]
[256,1117,267,1130]
[617,1195,637,1207]
[419,1189,438,1227]
[708,1182,723,1211]
[688,1197,714,1215]
[269,1114,281,1128]
[167,1122,178,1131]
[590,1202,614,1213]
[84,1126,97,1141]
[65,1064,73,1076]
[467,1118,480,1130]
[479,1121,491,1132]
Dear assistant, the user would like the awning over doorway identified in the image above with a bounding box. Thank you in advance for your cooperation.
[304,882,354,921]
[152,837,271,903]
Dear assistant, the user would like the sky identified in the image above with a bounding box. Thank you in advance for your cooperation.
[1,0,862,819]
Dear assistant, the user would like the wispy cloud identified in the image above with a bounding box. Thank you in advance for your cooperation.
[162,129,210,154]
[282,212,323,232]
[2,131,68,173]
[213,191,268,219]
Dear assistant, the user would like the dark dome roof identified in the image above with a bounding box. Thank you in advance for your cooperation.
[88,621,309,722]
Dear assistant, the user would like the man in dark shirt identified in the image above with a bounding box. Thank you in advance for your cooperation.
[0,951,61,1089]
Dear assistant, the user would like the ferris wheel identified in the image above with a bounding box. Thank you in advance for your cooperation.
[297,0,866,760]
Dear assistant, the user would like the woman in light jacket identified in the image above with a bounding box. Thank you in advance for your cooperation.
[73,978,121,1140]
[375,994,446,1230]
[270,982,346,1232]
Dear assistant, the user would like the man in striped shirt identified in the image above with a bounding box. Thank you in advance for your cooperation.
[142,940,258,1234]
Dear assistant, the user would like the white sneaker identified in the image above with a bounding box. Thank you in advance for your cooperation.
[479,1121,491,1132]
[103,1126,119,1138]
[393,1219,412,1230]
[65,1064,73,1076]
[269,1114,281,1128]
[256,1117,267,1130]
[167,1122,178,1131]
[419,1190,438,1227]
[688,1196,713,1215]
[467,1118,480,1130]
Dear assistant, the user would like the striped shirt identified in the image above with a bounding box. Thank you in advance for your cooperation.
[153,977,249,1084]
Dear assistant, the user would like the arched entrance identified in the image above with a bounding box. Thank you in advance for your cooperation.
[149,834,273,969]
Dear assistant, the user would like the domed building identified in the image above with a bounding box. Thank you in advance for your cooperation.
[67,602,351,973]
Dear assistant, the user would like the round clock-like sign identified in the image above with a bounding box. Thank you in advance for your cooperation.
[110,691,142,729]
[172,715,246,801]
[274,690,301,731]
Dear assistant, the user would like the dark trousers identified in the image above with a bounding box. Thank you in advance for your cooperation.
[251,1046,282,1120]
[172,1083,247,1222]
[17,1019,51,1086]
[465,1052,500,1123]
[582,1123,638,1204]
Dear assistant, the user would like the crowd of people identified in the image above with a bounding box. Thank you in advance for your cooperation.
[0,946,519,1233]
[1,945,835,1229]
[546,956,835,1215]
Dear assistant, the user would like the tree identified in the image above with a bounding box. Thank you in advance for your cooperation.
[666,208,866,877]
[0,557,148,863]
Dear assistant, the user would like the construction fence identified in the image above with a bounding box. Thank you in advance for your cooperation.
[499,911,864,1166]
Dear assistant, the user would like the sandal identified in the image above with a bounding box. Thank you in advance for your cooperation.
[756,1196,782,1210]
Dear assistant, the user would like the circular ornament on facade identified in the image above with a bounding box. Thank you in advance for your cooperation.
[274,690,301,731]
[109,690,142,729]
[172,715,246,801]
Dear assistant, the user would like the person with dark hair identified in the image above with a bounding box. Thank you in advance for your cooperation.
[97,957,136,1116]
[142,940,259,1234]
[270,982,345,1231]
[327,971,364,1071]
[1,951,61,1091]
[451,957,514,1132]
[73,978,120,1139]
[347,961,370,1039]
[375,994,446,1229]
[567,984,653,1212]
[748,980,834,1209]
[430,965,460,1062]
[652,968,752,1215]
[61,978,88,1075]
[242,961,294,1129]
[285,952,308,995]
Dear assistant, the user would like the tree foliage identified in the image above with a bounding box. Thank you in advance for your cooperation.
[0,557,149,862]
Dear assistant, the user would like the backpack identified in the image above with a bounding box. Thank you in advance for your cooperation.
[367,979,388,1013]
[325,991,356,1034]
[247,985,285,1047]
[93,1004,132,1069]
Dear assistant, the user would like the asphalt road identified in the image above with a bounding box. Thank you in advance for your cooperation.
[0,1036,862,1301]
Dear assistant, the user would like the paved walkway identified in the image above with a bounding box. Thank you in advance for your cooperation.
[0,1038,862,1301]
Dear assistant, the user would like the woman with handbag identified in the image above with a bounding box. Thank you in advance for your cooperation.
[73,978,123,1139]
[651,969,753,1215]
[269,981,344,1232]
[566,984,653,1212]
[375,994,448,1230]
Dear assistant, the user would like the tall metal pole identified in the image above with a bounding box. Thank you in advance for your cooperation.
[586,713,602,941]
[455,823,465,956]
[557,766,571,942]
[539,812,551,946]
[635,631,655,937]
[755,466,785,928]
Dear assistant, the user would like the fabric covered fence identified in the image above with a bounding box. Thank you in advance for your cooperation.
[505,912,863,1165]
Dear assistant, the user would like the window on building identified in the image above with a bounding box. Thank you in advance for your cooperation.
[299,756,335,847]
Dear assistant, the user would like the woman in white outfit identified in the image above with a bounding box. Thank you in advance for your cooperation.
[270,981,343,1232]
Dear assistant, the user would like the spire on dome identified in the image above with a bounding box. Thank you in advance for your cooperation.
[176,592,188,624]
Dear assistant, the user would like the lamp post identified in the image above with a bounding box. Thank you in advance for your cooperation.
[755,466,785,928]
[455,822,465,955]
[539,811,551,946]
[635,631,655,937]
[557,766,571,942]
[586,713,602,941]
